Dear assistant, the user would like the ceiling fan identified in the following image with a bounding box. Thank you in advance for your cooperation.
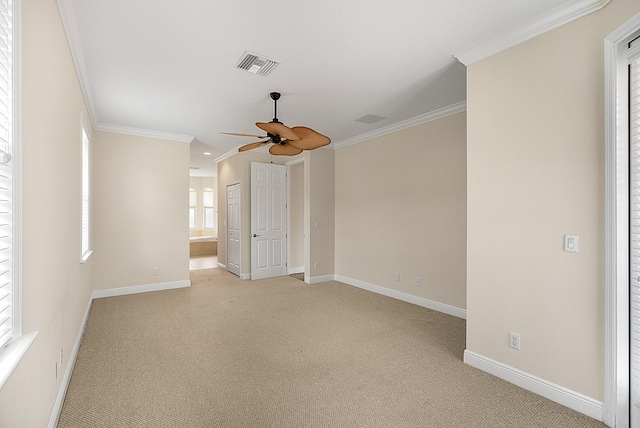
[221,92,330,156]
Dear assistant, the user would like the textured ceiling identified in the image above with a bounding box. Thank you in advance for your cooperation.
[57,0,576,176]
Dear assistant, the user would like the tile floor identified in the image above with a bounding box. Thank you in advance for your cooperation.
[189,255,218,270]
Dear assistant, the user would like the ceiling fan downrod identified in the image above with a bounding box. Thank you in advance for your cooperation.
[270,92,281,124]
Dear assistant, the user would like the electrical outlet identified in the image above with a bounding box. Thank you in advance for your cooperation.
[509,332,521,350]
[394,273,400,281]
[314,261,320,269]
[415,277,422,287]
[152,267,158,275]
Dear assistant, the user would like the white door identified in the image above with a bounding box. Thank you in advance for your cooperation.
[226,182,241,277]
[251,162,287,280]
[631,39,640,427]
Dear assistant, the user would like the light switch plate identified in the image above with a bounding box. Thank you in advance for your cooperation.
[564,234,579,253]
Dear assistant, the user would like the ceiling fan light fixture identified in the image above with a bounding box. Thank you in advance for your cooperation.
[236,51,280,77]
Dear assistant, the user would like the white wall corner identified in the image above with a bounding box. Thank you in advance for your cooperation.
[334,275,467,319]
[454,0,612,65]
[463,350,604,422]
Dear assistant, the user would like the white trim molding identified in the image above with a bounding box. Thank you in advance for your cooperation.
[94,123,194,143]
[464,350,604,422]
[47,297,93,428]
[0,331,37,391]
[604,11,640,428]
[56,0,98,128]
[454,0,611,65]
[308,274,335,285]
[91,280,191,299]
[332,102,466,150]
[334,275,467,319]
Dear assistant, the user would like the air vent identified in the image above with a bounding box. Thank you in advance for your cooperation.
[355,114,386,124]
[236,51,280,76]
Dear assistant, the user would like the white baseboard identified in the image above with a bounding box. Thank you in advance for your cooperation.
[91,279,190,299]
[464,350,604,422]
[334,275,467,319]
[47,294,93,428]
[288,266,304,275]
[240,273,251,280]
[308,274,335,284]
[217,262,226,269]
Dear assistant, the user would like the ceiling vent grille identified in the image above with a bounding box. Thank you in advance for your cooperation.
[236,51,280,76]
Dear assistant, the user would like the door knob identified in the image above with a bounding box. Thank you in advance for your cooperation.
[252,234,260,237]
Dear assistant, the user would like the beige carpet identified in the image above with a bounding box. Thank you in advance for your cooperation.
[57,269,606,427]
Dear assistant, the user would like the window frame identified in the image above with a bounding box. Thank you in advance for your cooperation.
[202,187,215,230]
[189,189,196,230]
[0,0,37,391]
[80,114,92,263]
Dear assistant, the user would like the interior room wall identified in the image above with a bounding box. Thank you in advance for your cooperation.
[91,131,190,290]
[0,0,94,426]
[308,148,335,279]
[465,0,640,403]
[289,162,304,270]
[334,112,467,310]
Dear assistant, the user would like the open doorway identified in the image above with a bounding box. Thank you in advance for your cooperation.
[189,176,218,270]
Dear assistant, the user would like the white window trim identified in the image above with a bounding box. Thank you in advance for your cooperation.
[80,113,92,263]
[0,0,38,391]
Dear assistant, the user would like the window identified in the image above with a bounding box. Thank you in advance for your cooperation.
[80,117,91,262]
[0,0,36,391]
[203,187,216,230]
[189,189,196,229]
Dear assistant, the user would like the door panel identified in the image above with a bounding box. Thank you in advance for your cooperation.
[251,162,287,280]
[226,183,241,276]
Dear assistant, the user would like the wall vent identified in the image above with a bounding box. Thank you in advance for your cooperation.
[236,51,280,76]
[355,114,386,124]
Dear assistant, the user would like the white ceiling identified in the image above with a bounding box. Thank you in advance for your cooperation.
[57,0,577,177]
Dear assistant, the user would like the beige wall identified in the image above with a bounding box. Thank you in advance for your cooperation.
[92,131,190,290]
[290,162,304,270]
[335,113,467,309]
[466,0,640,401]
[0,0,94,426]
[308,148,335,278]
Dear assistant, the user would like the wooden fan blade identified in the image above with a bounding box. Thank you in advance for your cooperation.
[287,126,331,150]
[256,122,302,141]
[238,140,268,152]
[220,132,267,138]
[269,142,303,156]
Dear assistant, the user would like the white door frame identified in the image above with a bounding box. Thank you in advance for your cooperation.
[226,181,241,277]
[604,12,640,427]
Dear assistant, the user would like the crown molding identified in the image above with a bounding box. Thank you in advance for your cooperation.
[332,101,466,150]
[95,123,194,143]
[454,0,612,66]
[56,0,99,128]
